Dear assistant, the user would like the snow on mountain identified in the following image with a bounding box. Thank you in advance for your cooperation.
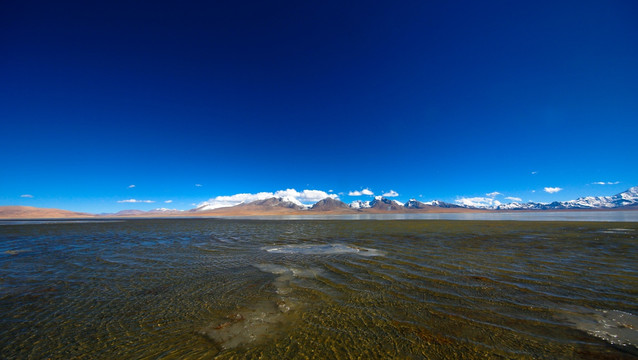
[424,200,463,208]
[404,199,426,209]
[280,196,307,208]
[404,199,462,209]
[189,186,638,212]
[560,186,638,208]
[349,200,371,209]
[495,186,638,210]
[241,197,306,210]
[369,196,404,210]
[194,189,334,211]
[495,202,547,210]
[193,192,277,211]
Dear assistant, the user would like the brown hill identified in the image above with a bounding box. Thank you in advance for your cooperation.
[0,206,93,219]
[240,197,305,210]
[310,198,352,212]
[192,197,306,216]
[111,209,147,216]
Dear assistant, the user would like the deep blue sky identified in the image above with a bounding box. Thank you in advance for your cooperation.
[2,0,637,212]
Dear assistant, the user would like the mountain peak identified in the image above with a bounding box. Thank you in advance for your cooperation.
[494,186,638,210]
[404,199,430,209]
[369,196,404,211]
[310,197,350,211]
[349,200,371,209]
[243,197,305,210]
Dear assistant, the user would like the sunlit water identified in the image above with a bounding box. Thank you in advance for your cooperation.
[1,218,637,359]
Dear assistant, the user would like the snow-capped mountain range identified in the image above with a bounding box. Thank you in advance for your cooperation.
[191,186,638,212]
[5,187,636,219]
[491,186,638,210]
[193,195,305,212]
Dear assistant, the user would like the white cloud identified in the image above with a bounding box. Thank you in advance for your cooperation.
[199,192,274,209]
[383,190,399,197]
[349,188,373,196]
[117,199,155,203]
[164,200,173,203]
[505,196,522,202]
[274,189,338,203]
[486,191,502,197]
[592,181,619,185]
[195,184,203,187]
[128,184,135,188]
[455,197,501,208]
[544,187,562,194]
[196,189,337,210]
[531,171,537,175]
[20,194,34,198]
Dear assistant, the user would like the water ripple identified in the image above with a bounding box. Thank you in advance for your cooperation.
[0,219,637,358]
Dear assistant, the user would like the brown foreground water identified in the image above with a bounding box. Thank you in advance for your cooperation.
[1,219,637,359]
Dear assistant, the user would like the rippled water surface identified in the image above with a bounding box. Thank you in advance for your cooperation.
[1,219,637,359]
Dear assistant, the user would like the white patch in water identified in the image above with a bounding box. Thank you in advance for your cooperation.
[202,263,315,349]
[600,228,635,234]
[566,309,638,350]
[254,263,323,279]
[4,249,30,255]
[253,263,290,275]
[200,301,295,350]
[264,243,384,256]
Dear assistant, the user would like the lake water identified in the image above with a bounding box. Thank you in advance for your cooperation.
[1,218,637,359]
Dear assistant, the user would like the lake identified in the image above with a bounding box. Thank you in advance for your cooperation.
[1,217,637,359]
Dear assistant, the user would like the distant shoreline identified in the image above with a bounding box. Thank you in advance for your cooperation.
[1,205,637,220]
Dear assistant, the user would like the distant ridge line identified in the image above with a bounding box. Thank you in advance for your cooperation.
[1,186,637,219]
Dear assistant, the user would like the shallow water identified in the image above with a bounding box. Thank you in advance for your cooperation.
[1,219,637,359]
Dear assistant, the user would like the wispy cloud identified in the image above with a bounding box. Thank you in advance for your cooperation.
[486,191,502,197]
[383,190,399,197]
[544,187,562,194]
[505,196,522,202]
[195,184,203,187]
[128,184,135,188]
[349,188,373,196]
[531,171,537,175]
[196,189,337,210]
[455,197,501,208]
[592,181,619,185]
[164,200,173,203]
[20,194,34,198]
[117,199,155,203]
